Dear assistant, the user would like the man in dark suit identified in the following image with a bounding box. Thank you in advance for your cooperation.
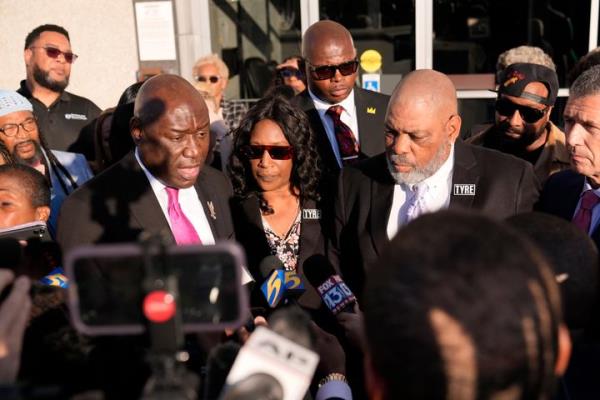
[57,74,235,256]
[538,65,600,249]
[293,20,389,176]
[331,70,539,297]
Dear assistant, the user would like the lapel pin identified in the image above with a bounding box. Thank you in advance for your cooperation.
[452,184,476,196]
[367,107,376,114]
[302,209,321,220]
[207,201,217,220]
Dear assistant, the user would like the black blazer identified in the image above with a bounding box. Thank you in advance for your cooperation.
[57,151,235,256]
[293,88,390,177]
[331,140,541,297]
[538,169,600,247]
[231,195,330,311]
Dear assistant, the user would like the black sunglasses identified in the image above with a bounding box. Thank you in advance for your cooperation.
[307,59,359,80]
[495,98,548,123]
[242,145,294,160]
[29,46,78,63]
[278,67,303,79]
[195,75,220,84]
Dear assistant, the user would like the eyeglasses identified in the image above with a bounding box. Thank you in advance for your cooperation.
[241,145,294,160]
[29,46,78,64]
[278,68,303,79]
[307,59,359,80]
[195,75,220,84]
[0,117,38,137]
[495,98,548,123]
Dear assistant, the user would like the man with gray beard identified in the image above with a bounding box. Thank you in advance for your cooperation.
[329,69,540,298]
[17,24,101,153]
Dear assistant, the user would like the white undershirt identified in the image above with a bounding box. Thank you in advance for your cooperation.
[308,88,359,168]
[386,145,455,240]
[135,148,216,245]
[573,179,600,235]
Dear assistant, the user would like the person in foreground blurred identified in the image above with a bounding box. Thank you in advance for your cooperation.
[229,94,328,313]
[363,210,571,400]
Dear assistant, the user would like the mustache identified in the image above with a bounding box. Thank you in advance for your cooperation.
[389,154,415,166]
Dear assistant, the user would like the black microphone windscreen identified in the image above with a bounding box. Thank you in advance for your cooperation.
[258,255,284,279]
[0,238,23,269]
[303,254,336,287]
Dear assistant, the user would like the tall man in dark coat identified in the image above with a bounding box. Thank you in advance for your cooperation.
[57,74,235,255]
[293,20,389,176]
[331,69,540,297]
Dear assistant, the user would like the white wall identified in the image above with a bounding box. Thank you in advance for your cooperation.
[0,0,140,110]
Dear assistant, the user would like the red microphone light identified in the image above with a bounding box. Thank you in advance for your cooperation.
[143,290,176,323]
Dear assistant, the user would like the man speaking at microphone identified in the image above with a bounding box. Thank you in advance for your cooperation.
[57,74,236,254]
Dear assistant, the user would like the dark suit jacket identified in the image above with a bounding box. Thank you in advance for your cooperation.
[537,169,600,247]
[293,88,390,177]
[56,151,235,256]
[331,140,540,297]
[231,195,330,311]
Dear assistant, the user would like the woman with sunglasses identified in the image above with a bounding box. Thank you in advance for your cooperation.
[271,56,307,95]
[229,93,332,315]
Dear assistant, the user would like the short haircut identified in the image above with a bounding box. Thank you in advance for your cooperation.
[569,64,600,99]
[507,212,599,330]
[496,46,556,73]
[25,24,70,49]
[568,47,600,84]
[193,54,229,80]
[0,164,50,207]
[363,211,562,400]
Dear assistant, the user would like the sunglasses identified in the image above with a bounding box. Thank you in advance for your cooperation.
[307,59,359,80]
[278,68,303,79]
[241,145,294,160]
[195,75,220,84]
[29,46,78,63]
[495,98,548,123]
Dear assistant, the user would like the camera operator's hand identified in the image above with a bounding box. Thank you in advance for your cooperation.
[336,302,365,351]
[310,321,346,377]
[0,270,31,384]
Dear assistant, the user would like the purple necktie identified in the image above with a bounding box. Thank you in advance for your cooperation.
[165,187,201,245]
[572,190,600,234]
[326,105,360,165]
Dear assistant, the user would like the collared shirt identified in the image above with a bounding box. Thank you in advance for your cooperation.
[134,148,215,244]
[308,88,359,168]
[573,179,600,236]
[17,80,101,152]
[386,145,455,239]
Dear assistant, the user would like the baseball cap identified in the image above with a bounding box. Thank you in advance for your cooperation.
[496,63,559,106]
[0,90,33,118]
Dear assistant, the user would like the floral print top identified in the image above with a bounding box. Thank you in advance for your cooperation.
[262,210,301,271]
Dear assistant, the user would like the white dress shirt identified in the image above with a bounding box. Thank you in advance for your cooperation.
[308,88,359,168]
[386,145,455,240]
[573,180,600,235]
[135,148,216,245]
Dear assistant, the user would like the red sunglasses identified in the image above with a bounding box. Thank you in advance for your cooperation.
[29,46,78,64]
[242,145,294,160]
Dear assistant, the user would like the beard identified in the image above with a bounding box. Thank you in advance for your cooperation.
[387,139,451,185]
[12,140,45,167]
[496,120,547,148]
[33,63,69,92]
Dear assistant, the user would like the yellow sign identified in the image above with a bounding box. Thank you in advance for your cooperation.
[360,49,382,73]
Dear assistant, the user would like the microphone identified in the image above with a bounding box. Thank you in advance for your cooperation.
[259,256,286,308]
[259,256,306,308]
[304,255,356,315]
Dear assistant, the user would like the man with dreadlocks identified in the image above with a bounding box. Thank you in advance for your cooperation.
[0,90,93,237]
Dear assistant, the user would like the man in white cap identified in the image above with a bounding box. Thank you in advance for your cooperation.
[0,90,93,236]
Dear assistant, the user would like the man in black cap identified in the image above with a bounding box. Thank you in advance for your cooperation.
[468,62,570,184]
